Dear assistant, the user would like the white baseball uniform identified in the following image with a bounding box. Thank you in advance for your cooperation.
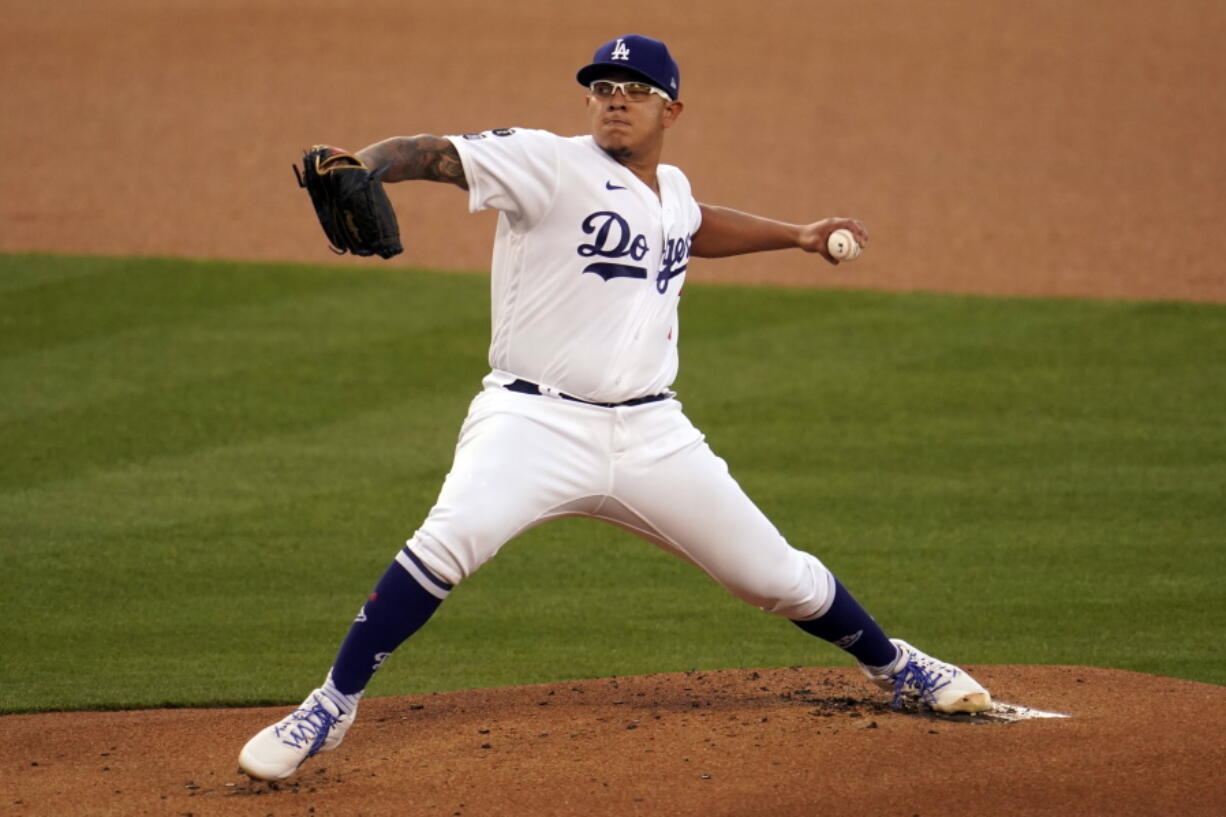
[402,127,834,621]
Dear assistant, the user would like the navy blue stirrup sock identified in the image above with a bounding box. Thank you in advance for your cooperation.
[792,577,899,669]
[329,557,446,695]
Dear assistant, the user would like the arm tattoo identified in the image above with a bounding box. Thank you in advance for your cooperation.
[366,135,468,190]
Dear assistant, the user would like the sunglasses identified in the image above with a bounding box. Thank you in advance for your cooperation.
[589,79,672,103]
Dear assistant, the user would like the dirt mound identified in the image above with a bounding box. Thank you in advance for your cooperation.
[4,666,1223,816]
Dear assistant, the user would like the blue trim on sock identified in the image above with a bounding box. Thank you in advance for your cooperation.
[400,544,454,593]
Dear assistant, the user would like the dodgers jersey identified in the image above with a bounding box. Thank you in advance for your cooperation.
[445,128,703,404]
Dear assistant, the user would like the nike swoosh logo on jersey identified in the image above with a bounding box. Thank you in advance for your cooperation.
[605,181,627,190]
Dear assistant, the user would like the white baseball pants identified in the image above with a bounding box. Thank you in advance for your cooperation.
[406,372,835,621]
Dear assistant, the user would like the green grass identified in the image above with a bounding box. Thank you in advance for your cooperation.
[1,252,1223,713]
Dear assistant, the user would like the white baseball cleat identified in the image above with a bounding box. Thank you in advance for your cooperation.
[861,639,992,714]
[238,689,356,781]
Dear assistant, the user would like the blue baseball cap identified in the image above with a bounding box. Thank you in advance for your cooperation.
[576,34,680,100]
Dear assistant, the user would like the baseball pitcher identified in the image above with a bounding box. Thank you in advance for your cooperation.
[240,34,991,782]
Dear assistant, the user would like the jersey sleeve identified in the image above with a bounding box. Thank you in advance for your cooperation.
[661,164,704,235]
[686,185,703,235]
[444,128,560,229]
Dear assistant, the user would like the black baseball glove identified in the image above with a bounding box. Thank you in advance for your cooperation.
[294,146,403,259]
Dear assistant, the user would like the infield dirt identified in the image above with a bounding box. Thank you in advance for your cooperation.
[3,0,1225,815]
[5,667,1226,817]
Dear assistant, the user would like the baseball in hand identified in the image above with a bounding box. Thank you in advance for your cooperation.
[827,228,862,261]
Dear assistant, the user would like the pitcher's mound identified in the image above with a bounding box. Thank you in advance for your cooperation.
[3,665,1223,816]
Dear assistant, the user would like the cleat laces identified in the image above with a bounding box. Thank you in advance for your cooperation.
[890,655,953,709]
[273,701,337,757]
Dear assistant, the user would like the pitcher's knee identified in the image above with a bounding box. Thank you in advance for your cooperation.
[732,553,834,620]
[405,525,505,588]
[409,505,526,585]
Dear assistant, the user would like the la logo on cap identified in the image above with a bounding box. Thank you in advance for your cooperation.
[611,38,630,61]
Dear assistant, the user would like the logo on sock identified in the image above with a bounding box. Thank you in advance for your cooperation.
[834,630,863,649]
[354,605,368,623]
[371,651,392,672]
